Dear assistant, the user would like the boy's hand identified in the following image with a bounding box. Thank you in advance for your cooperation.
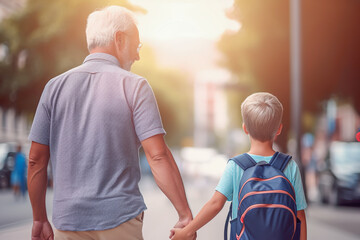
[170,228,196,240]
[169,215,192,238]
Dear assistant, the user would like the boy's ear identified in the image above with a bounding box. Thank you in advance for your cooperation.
[276,124,283,136]
[242,123,249,134]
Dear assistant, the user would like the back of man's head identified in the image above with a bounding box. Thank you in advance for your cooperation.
[86,6,136,52]
[241,92,283,142]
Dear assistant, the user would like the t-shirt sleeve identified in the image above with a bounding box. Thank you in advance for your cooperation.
[288,160,308,211]
[28,85,51,145]
[132,79,166,141]
[215,161,235,201]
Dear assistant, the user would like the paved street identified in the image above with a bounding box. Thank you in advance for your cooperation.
[0,187,53,239]
[0,176,360,239]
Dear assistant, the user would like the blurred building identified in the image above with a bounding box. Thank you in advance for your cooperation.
[0,108,30,143]
[336,104,360,142]
[326,100,360,142]
[313,99,360,165]
[194,69,230,148]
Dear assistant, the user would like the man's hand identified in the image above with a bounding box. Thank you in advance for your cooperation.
[173,216,192,230]
[31,220,54,240]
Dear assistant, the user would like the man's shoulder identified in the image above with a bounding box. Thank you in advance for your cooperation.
[45,65,84,86]
[46,64,146,88]
[83,62,146,85]
[120,69,145,82]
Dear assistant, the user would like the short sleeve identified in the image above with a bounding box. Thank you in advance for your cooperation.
[215,161,235,201]
[132,79,166,141]
[285,160,308,211]
[28,85,51,145]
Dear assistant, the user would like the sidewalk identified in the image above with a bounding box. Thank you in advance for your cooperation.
[0,222,32,239]
[1,177,360,240]
[0,177,227,240]
[0,188,53,240]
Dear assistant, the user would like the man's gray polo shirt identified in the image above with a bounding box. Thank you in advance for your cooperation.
[29,53,166,231]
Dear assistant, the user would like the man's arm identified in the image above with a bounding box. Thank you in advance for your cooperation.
[297,210,307,240]
[28,141,54,240]
[171,191,227,240]
[141,135,193,229]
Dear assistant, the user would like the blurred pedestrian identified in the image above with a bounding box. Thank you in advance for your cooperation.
[302,133,318,202]
[27,6,193,240]
[10,144,27,199]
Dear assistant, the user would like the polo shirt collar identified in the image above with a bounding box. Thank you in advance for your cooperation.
[83,53,120,67]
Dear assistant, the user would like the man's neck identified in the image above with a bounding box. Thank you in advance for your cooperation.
[248,137,275,156]
[90,47,115,56]
[90,45,120,60]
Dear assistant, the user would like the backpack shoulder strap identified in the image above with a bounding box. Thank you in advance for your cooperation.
[269,152,292,172]
[230,153,257,171]
[224,202,232,240]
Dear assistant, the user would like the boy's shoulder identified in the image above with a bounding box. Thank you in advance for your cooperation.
[228,151,299,171]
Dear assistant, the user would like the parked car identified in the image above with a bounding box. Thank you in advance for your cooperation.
[318,141,360,205]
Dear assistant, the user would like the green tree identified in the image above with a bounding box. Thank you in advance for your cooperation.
[219,0,360,149]
[0,0,193,146]
[218,0,290,149]
[0,0,142,111]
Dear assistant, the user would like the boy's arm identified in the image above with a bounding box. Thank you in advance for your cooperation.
[171,191,227,240]
[297,210,307,240]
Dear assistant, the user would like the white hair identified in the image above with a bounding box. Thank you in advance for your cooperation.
[86,6,137,51]
[241,92,283,142]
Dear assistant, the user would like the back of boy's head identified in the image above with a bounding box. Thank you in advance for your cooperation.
[241,92,283,142]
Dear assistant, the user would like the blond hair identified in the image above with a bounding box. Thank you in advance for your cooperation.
[241,92,283,142]
[86,6,136,51]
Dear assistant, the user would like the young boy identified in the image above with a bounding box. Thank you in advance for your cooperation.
[171,92,307,240]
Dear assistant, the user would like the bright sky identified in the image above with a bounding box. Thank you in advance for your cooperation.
[130,0,239,42]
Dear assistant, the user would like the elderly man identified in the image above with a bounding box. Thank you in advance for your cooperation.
[28,6,193,240]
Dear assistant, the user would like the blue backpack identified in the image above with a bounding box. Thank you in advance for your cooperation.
[224,152,301,240]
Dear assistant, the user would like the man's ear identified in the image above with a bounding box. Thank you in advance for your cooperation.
[114,31,125,51]
[242,123,249,134]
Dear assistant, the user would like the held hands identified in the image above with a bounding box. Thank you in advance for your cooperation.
[169,215,196,240]
[31,220,54,240]
[171,228,196,240]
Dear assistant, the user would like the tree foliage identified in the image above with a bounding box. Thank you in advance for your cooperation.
[0,0,140,111]
[219,0,360,149]
[218,0,290,148]
[0,0,193,146]
[132,47,193,145]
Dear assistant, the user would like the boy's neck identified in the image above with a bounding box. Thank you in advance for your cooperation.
[248,137,276,156]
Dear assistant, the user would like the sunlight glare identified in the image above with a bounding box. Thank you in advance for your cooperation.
[130,0,239,42]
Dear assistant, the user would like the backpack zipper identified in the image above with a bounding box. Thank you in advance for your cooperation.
[238,190,296,210]
[236,204,297,240]
[238,175,295,200]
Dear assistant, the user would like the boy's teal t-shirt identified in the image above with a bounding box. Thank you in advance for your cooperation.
[215,153,307,220]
